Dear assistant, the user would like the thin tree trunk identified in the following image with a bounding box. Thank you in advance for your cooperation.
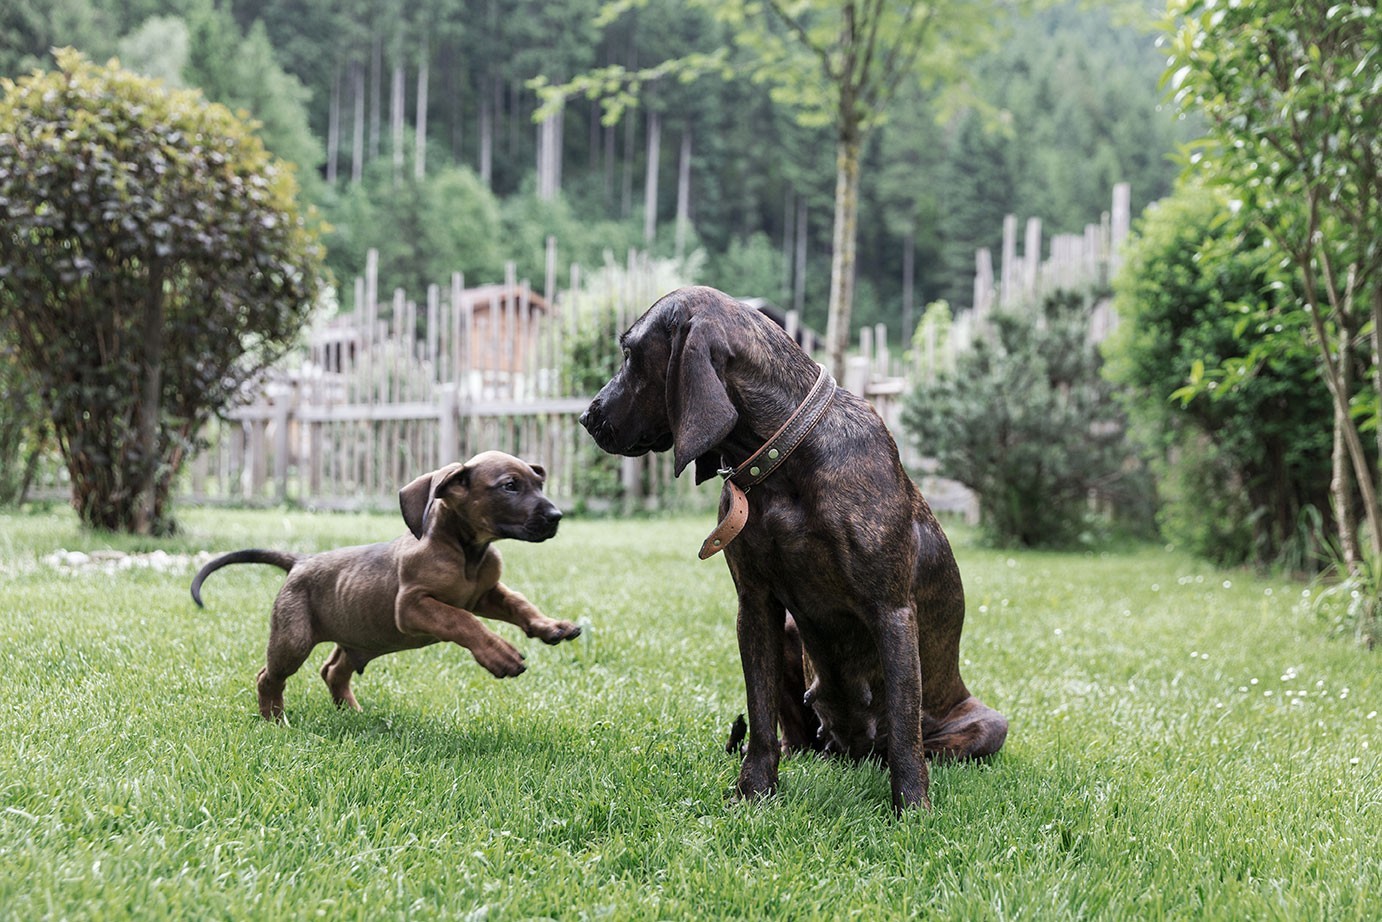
[643,111,660,246]
[391,63,405,186]
[369,33,382,163]
[1333,383,1358,569]
[902,225,916,341]
[621,109,635,219]
[479,87,492,187]
[825,134,862,379]
[782,188,795,298]
[351,61,364,183]
[414,47,428,181]
[133,259,165,534]
[1371,283,1382,494]
[326,64,340,185]
[794,196,807,314]
[675,128,691,260]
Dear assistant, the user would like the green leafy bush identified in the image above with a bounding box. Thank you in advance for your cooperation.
[903,290,1145,547]
[1104,184,1332,570]
[0,49,325,533]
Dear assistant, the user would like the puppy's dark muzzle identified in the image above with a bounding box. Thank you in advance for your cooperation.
[523,506,563,542]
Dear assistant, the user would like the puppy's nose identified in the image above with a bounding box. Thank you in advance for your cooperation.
[545,505,563,525]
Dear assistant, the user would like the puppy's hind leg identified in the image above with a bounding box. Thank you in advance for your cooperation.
[321,645,363,712]
[257,594,315,722]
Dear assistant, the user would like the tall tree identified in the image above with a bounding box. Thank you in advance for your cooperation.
[728,0,1015,376]
[1164,1,1382,602]
[537,0,1015,376]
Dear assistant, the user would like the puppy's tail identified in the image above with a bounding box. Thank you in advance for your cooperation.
[191,549,302,608]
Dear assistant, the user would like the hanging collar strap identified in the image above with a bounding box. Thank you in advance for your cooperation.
[699,364,836,559]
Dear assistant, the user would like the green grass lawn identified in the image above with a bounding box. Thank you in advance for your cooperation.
[1,506,1378,920]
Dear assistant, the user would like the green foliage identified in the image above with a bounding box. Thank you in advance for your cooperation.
[0,334,50,506]
[115,15,189,86]
[498,186,643,288]
[1,508,1379,917]
[909,299,954,377]
[1163,1,1382,605]
[5,1,1189,348]
[556,250,696,508]
[1105,183,1333,570]
[928,2,1192,307]
[904,290,1144,547]
[702,231,788,304]
[0,49,325,533]
[322,162,506,303]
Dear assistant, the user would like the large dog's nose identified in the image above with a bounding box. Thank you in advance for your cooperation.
[579,399,600,432]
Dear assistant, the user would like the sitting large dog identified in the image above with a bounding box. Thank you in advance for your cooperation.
[190,451,580,720]
[580,287,1006,811]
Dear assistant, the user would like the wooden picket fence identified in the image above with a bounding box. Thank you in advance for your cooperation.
[12,185,1135,515]
[186,245,704,511]
[182,184,1133,515]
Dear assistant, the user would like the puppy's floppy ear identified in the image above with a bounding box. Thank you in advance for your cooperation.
[399,462,470,538]
[525,462,546,482]
[667,313,737,479]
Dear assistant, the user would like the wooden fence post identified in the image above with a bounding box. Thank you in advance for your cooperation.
[273,401,291,504]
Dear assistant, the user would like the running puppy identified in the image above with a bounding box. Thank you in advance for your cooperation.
[191,451,580,720]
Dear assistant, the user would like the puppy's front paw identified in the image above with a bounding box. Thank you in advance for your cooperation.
[473,638,527,678]
[530,618,581,644]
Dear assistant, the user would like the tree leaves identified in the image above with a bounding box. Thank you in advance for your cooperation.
[0,49,325,533]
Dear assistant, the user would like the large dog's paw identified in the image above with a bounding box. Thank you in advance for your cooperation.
[528,618,582,644]
[733,756,779,802]
[472,637,527,678]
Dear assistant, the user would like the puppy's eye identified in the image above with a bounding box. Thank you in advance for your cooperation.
[501,480,519,493]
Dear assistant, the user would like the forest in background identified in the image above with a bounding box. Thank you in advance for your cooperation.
[0,0,1189,341]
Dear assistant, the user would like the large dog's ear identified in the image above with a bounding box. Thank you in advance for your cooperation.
[667,314,737,478]
[399,462,470,538]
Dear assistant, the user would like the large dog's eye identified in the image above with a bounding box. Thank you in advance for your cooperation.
[622,347,631,364]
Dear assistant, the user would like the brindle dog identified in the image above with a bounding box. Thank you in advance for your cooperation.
[580,287,1006,812]
[191,451,580,721]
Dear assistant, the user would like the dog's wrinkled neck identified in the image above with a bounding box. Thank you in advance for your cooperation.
[719,357,822,469]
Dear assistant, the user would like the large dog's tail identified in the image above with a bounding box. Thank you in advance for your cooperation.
[190,549,303,608]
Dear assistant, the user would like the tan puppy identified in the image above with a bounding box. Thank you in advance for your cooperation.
[191,451,580,720]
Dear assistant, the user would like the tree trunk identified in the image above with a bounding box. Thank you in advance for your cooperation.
[479,88,492,187]
[351,60,364,183]
[414,48,428,181]
[675,128,691,260]
[825,133,862,379]
[902,225,916,341]
[1332,388,1358,570]
[326,64,340,185]
[391,63,405,186]
[643,111,660,246]
[794,195,807,314]
[132,258,165,535]
[369,34,382,163]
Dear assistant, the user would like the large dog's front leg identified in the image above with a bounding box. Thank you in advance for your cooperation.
[735,584,786,801]
[876,606,931,812]
[474,583,581,644]
[396,590,527,678]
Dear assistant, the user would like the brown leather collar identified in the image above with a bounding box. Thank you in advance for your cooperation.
[699,364,835,559]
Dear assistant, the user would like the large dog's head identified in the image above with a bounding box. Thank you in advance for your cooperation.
[580,286,807,483]
[399,451,562,543]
